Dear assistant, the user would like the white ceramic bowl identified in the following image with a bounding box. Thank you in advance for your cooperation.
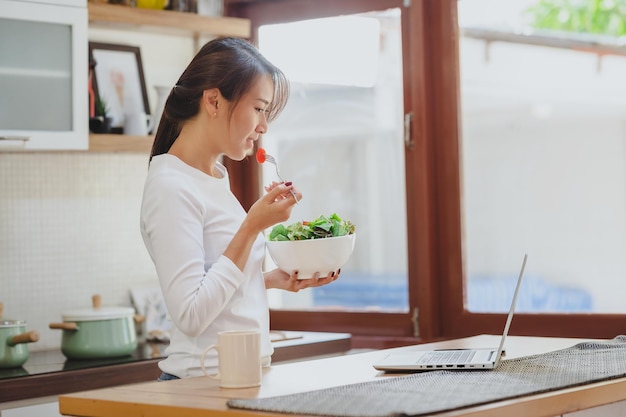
[266,234,356,279]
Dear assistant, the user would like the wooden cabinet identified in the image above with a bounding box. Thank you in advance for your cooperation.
[87,3,251,153]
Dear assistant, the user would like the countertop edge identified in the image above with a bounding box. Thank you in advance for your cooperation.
[0,358,161,404]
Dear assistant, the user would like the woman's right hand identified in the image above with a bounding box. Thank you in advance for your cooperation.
[263,181,297,200]
[225,183,301,272]
[245,182,302,233]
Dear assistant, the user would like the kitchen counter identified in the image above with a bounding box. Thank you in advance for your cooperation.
[60,335,624,417]
[0,341,166,405]
[0,331,351,406]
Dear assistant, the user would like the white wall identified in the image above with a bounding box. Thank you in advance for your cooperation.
[0,152,156,350]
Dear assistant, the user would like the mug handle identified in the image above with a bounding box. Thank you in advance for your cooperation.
[201,344,220,380]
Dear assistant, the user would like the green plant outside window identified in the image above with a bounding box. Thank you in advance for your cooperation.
[526,0,626,36]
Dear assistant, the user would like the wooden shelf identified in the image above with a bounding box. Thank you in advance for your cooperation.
[89,134,153,153]
[86,4,251,152]
[88,3,251,38]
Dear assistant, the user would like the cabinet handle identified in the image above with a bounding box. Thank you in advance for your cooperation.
[0,136,30,149]
[0,136,30,141]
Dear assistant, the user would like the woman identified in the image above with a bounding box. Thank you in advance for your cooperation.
[140,37,338,381]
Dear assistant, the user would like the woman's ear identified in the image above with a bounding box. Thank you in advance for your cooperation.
[202,88,220,117]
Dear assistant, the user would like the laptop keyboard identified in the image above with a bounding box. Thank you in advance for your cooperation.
[421,350,477,365]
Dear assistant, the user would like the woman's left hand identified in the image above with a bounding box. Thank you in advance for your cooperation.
[264,268,340,292]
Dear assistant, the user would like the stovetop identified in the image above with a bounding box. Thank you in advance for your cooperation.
[0,342,167,380]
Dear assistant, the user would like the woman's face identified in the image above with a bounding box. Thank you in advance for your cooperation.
[225,74,274,161]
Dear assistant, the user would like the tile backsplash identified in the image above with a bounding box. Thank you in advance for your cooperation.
[0,152,159,351]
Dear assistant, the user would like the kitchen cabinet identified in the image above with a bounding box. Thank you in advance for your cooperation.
[86,4,251,153]
[0,0,88,151]
[2,401,62,417]
[563,401,626,417]
[1,3,251,154]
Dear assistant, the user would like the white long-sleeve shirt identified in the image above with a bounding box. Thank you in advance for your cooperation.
[140,154,272,378]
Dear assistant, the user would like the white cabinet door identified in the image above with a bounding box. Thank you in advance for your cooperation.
[564,401,626,417]
[0,0,88,150]
[2,401,62,417]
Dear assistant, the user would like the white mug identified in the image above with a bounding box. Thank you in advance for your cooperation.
[123,112,152,136]
[201,330,261,388]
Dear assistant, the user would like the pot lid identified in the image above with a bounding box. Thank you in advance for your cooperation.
[62,307,134,322]
[0,320,26,328]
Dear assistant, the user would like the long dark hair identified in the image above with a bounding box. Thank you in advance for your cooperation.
[149,37,290,161]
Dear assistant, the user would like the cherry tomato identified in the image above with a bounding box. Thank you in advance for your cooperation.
[256,148,266,164]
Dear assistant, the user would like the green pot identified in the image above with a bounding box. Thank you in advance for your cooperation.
[0,320,40,368]
[49,307,137,360]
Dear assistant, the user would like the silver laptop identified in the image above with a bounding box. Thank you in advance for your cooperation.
[373,254,527,371]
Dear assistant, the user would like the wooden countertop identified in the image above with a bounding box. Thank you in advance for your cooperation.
[0,331,350,407]
[59,335,624,417]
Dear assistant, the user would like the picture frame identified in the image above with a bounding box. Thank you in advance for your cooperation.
[88,42,150,133]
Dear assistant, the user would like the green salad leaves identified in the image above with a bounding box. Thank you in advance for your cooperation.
[268,213,356,241]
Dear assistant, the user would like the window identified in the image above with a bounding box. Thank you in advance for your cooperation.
[459,0,626,314]
[441,0,626,339]
[258,11,408,313]
[227,0,626,346]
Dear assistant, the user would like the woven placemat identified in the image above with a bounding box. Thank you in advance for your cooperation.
[228,336,626,417]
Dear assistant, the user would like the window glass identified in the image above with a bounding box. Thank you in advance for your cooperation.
[258,9,409,312]
[458,0,626,313]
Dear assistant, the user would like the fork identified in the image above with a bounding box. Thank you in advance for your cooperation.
[262,152,299,204]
